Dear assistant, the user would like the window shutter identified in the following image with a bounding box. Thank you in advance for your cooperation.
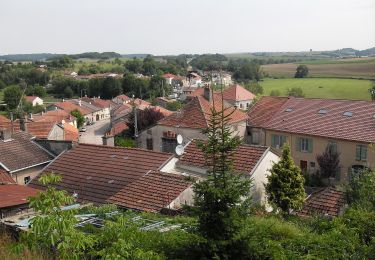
[281,136,287,147]
[356,145,361,160]
[296,138,301,152]
[271,135,276,148]
[362,146,367,160]
[308,138,313,153]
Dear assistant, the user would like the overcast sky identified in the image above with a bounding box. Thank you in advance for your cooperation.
[1,0,374,55]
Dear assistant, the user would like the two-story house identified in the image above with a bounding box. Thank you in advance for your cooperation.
[247,96,375,182]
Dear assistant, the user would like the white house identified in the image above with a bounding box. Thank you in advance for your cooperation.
[25,96,43,107]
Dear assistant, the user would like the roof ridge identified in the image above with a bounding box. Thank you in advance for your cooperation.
[77,143,173,155]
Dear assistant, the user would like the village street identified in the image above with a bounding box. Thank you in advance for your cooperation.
[79,118,110,145]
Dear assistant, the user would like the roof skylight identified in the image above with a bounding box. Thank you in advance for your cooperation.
[318,109,329,114]
[285,108,293,112]
[343,111,353,117]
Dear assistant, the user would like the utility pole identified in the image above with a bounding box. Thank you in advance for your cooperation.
[133,95,138,138]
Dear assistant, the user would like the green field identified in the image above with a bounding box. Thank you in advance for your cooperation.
[262,57,375,79]
[260,78,373,100]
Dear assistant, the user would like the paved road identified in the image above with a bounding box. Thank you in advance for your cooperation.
[79,118,110,145]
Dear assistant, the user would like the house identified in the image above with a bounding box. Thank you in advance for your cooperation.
[297,187,345,218]
[112,94,131,105]
[222,84,256,110]
[187,72,202,86]
[107,170,194,212]
[81,96,115,120]
[25,96,43,106]
[174,140,280,203]
[48,99,106,124]
[162,73,176,85]
[0,130,54,185]
[31,110,77,127]
[211,71,232,86]
[0,183,40,219]
[138,86,248,153]
[28,144,175,206]
[26,121,65,140]
[247,96,375,182]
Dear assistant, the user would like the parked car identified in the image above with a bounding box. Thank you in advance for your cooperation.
[79,127,87,132]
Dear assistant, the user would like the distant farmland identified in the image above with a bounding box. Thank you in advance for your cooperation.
[260,78,373,100]
[262,58,375,79]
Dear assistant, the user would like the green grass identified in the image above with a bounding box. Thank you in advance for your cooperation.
[260,78,373,100]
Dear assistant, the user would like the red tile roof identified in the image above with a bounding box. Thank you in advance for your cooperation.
[107,171,193,212]
[222,84,256,101]
[53,102,92,116]
[298,187,345,218]
[0,184,40,209]
[0,116,21,132]
[0,115,10,122]
[108,121,129,137]
[25,96,39,103]
[247,96,289,127]
[114,94,131,103]
[31,110,76,124]
[81,97,116,109]
[0,168,15,184]
[26,121,56,139]
[249,96,375,143]
[158,95,248,129]
[151,106,173,117]
[63,123,79,142]
[178,140,269,175]
[0,132,54,172]
[29,144,173,205]
[162,73,176,79]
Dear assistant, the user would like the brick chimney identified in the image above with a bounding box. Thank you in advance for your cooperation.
[78,99,82,106]
[20,116,27,131]
[204,85,212,102]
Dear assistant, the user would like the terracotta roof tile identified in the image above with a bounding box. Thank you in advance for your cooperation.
[0,132,54,172]
[0,168,15,184]
[178,140,268,175]
[25,96,39,103]
[249,96,375,143]
[298,187,345,217]
[26,121,56,139]
[53,101,92,116]
[63,123,79,142]
[31,110,76,124]
[29,144,173,205]
[107,171,193,212]
[222,84,256,101]
[0,184,40,208]
[158,95,248,129]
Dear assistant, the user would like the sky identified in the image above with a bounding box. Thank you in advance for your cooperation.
[0,0,374,55]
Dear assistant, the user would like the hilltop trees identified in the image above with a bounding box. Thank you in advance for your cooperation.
[3,85,23,110]
[191,95,252,258]
[265,145,305,215]
[295,65,309,78]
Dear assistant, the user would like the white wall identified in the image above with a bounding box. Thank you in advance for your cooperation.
[250,149,280,204]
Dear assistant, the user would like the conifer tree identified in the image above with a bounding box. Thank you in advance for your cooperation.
[265,145,305,215]
[192,88,252,258]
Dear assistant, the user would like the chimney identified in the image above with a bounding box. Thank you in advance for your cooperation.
[62,98,65,102]
[0,129,12,142]
[20,116,27,131]
[78,100,82,106]
[29,113,33,120]
[204,85,211,102]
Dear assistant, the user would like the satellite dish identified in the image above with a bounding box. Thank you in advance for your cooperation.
[175,145,185,156]
[177,134,183,144]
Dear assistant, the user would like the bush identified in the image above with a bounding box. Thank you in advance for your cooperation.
[286,87,305,97]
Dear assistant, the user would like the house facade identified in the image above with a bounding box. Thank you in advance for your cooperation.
[247,96,375,182]
[138,89,248,153]
[25,96,43,106]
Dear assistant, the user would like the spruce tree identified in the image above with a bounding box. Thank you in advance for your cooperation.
[192,91,252,258]
[265,145,305,215]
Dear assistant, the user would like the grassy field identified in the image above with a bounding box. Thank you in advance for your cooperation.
[259,78,373,100]
[262,58,375,79]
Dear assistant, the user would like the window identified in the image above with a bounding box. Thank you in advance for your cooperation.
[297,137,313,153]
[240,103,243,109]
[162,137,177,153]
[146,138,153,150]
[24,176,31,184]
[271,134,287,149]
[356,145,367,161]
[343,111,353,117]
[246,103,250,108]
[328,141,338,153]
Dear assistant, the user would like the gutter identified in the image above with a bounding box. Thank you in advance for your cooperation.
[10,160,53,174]
[0,162,10,172]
